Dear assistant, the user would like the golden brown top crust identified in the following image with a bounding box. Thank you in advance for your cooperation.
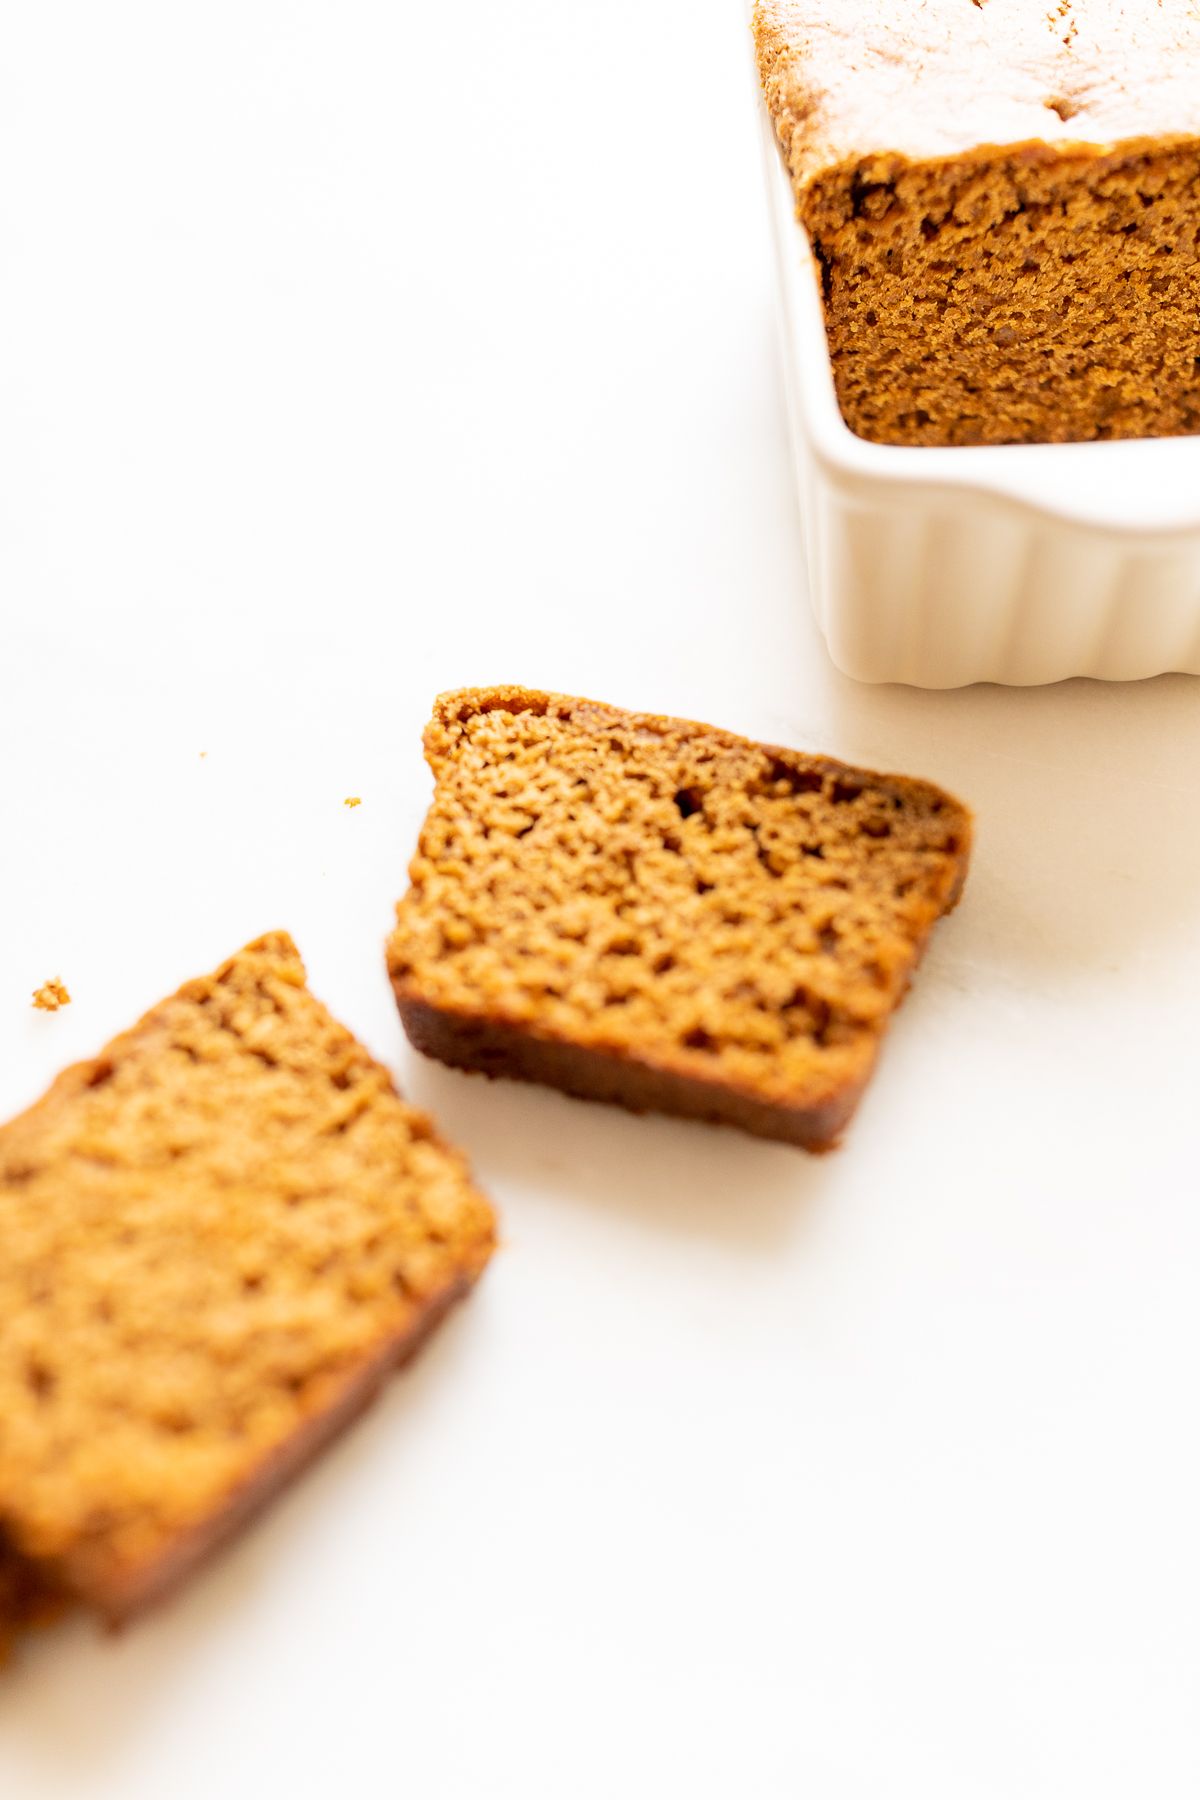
[754,0,1200,199]
[389,689,971,1112]
[0,932,494,1594]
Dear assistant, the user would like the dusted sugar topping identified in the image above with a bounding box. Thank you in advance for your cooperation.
[389,690,970,1112]
[0,932,494,1605]
[754,0,1200,196]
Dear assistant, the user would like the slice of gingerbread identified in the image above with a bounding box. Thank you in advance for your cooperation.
[0,932,494,1640]
[388,688,971,1151]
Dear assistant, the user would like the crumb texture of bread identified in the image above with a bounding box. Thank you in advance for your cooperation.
[0,931,494,1629]
[31,978,70,1013]
[388,689,971,1150]
[753,0,1200,445]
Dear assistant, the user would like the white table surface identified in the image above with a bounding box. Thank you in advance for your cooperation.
[2,4,1199,1796]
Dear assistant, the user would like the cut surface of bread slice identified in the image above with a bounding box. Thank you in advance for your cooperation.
[388,688,971,1150]
[0,931,494,1639]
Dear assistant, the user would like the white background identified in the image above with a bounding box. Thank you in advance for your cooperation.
[2,4,1199,1796]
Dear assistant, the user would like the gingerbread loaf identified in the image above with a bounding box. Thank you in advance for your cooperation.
[0,932,494,1648]
[754,0,1200,446]
[388,688,971,1151]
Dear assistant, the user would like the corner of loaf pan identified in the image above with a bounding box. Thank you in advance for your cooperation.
[756,101,1200,688]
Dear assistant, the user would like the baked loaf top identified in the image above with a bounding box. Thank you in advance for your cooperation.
[754,0,1200,197]
[0,932,494,1622]
[388,689,971,1133]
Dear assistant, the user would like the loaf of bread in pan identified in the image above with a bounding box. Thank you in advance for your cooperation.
[754,0,1200,446]
[0,932,494,1645]
[388,688,971,1151]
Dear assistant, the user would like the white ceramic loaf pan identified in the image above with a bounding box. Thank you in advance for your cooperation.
[758,107,1200,688]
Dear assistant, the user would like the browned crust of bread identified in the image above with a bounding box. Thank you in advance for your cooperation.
[0,1537,68,1664]
[395,994,863,1151]
[389,688,972,1153]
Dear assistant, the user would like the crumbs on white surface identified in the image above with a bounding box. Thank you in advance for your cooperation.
[31,979,70,1013]
[344,796,362,808]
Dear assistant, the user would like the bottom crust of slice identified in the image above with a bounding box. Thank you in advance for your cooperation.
[0,1538,69,1665]
[396,995,866,1152]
